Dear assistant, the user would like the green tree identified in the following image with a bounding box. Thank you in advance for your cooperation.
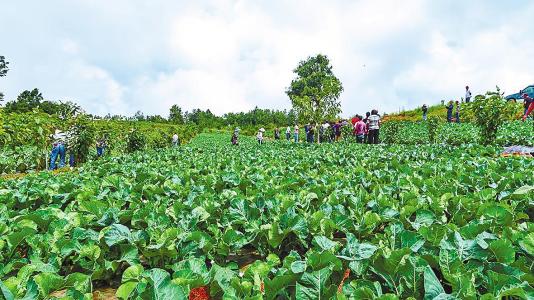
[66,115,96,165]
[133,110,145,121]
[40,100,83,119]
[0,56,9,102]
[4,88,43,113]
[471,87,518,145]
[169,104,185,124]
[286,54,343,142]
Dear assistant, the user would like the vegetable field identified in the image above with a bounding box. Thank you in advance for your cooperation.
[1,134,533,299]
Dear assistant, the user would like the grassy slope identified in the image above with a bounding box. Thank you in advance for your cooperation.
[384,103,449,121]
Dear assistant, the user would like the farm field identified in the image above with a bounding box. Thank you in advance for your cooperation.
[0,134,533,299]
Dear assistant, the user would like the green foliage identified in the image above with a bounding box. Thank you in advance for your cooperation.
[0,56,8,77]
[169,104,185,124]
[470,89,520,145]
[286,54,343,133]
[0,56,8,103]
[126,127,147,153]
[40,100,83,120]
[0,109,198,173]
[66,115,96,164]
[427,117,439,143]
[0,134,532,299]
[381,121,401,144]
[4,89,43,113]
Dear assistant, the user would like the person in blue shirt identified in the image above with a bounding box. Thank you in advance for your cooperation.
[446,101,454,123]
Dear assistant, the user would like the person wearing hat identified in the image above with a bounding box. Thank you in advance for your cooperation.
[257,128,265,145]
[49,129,67,170]
[293,125,299,143]
[231,127,239,145]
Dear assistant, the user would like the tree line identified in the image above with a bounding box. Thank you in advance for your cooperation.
[1,53,345,134]
[1,87,299,129]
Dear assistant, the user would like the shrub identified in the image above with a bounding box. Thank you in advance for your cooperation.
[126,128,147,153]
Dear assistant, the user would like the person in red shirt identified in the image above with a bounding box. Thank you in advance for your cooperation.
[523,94,534,121]
[354,116,366,143]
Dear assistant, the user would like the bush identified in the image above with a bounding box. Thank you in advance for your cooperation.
[470,89,519,145]
[126,128,147,153]
[66,115,96,164]
[427,117,439,144]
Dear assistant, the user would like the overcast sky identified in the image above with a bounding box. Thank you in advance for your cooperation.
[1,0,533,117]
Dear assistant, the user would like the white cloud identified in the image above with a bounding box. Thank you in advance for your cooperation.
[1,0,533,118]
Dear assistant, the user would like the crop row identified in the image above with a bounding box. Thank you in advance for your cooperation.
[1,134,532,299]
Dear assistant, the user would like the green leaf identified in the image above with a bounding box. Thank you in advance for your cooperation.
[264,274,298,300]
[0,280,15,300]
[512,185,533,195]
[122,265,144,283]
[116,282,138,300]
[295,268,334,300]
[64,273,90,293]
[489,239,515,264]
[291,261,307,273]
[424,266,448,300]
[145,268,187,300]
[34,272,64,296]
[102,224,131,247]
[313,236,338,252]
[518,232,534,256]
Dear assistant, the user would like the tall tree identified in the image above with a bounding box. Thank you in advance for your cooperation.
[0,56,9,102]
[4,88,43,113]
[286,54,343,142]
[169,104,185,124]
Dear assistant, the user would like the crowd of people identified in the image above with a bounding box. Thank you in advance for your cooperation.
[228,110,383,146]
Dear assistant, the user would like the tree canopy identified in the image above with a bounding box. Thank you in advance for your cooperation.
[286,54,343,127]
[0,56,9,102]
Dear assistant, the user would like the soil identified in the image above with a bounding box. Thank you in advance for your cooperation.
[50,287,118,300]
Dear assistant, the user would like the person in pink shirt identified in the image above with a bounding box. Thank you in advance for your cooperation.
[354,115,367,143]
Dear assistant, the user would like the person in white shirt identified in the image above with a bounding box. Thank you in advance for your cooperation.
[367,110,381,144]
[257,128,265,145]
[285,126,291,141]
[172,133,180,147]
[465,86,472,103]
[49,129,67,170]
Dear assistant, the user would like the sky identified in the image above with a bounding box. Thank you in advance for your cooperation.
[0,0,533,118]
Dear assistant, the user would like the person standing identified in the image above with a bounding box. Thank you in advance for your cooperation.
[522,93,534,121]
[367,110,381,144]
[308,123,315,143]
[465,86,472,103]
[96,136,107,157]
[422,104,428,121]
[304,123,310,143]
[172,133,180,147]
[49,129,66,170]
[455,101,461,123]
[294,125,299,143]
[354,116,366,143]
[285,126,291,141]
[231,128,239,146]
[363,112,371,143]
[274,127,281,140]
[334,121,342,142]
[257,128,264,145]
[446,101,454,123]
